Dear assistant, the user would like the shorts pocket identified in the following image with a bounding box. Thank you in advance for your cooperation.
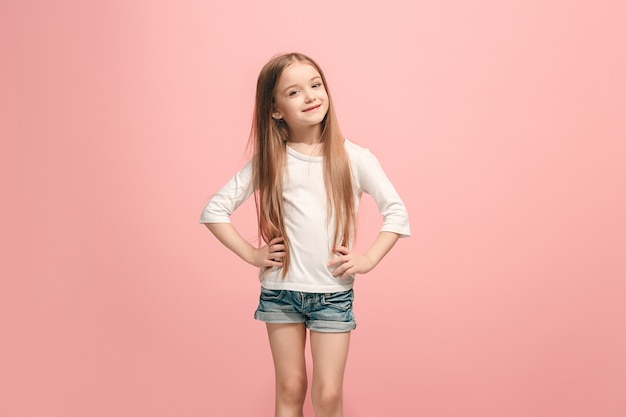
[260,288,283,301]
[322,290,353,311]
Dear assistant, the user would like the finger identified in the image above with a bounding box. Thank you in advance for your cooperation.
[338,265,354,278]
[334,245,350,255]
[328,255,346,268]
[269,236,285,245]
[333,262,349,277]
[270,244,286,252]
[264,259,283,267]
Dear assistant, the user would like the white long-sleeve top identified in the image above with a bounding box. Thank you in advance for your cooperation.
[200,139,410,293]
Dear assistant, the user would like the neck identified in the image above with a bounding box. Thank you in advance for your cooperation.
[287,124,322,145]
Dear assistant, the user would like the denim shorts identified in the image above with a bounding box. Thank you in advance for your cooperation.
[254,287,357,333]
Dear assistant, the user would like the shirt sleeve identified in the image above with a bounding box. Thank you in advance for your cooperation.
[354,148,411,237]
[199,161,254,224]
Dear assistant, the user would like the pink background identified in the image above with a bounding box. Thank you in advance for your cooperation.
[3,1,625,416]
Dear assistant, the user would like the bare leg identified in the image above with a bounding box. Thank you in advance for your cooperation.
[310,331,351,417]
[266,323,308,417]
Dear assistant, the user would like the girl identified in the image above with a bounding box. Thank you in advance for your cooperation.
[200,52,410,417]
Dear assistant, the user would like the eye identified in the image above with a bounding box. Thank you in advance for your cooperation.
[288,90,299,96]
[312,82,322,88]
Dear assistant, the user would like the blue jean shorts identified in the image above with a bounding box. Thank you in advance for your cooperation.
[254,287,357,333]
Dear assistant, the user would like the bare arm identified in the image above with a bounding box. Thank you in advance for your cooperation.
[328,231,400,278]
[204,223,285,269]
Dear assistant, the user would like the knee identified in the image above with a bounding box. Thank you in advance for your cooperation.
[276,376,307,406]
[312,385,342,413]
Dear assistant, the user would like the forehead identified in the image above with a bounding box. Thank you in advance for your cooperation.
[276,62,321,87]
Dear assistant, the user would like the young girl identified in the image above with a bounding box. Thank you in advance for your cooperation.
[200,52,410,417]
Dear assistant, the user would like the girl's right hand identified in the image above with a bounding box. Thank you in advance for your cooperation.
[250,236,285,268]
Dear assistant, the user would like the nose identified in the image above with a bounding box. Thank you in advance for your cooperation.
[304,88,316,102]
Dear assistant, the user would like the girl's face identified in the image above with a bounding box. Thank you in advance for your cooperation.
[272,62,329,133]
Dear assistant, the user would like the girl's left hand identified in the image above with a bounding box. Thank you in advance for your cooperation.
[327,245,375,279]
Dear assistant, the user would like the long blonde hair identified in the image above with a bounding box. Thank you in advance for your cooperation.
[249,52,356,277]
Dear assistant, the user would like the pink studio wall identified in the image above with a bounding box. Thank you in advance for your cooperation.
[3,1,625,416]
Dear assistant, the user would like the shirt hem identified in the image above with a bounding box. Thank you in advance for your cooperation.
[260,281,354,294]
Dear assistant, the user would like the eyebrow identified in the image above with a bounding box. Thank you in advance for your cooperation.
[281,76,323,94]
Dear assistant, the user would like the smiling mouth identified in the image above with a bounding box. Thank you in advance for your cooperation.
[303,104,321,112]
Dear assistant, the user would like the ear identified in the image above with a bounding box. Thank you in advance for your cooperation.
[272,111,283,120]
